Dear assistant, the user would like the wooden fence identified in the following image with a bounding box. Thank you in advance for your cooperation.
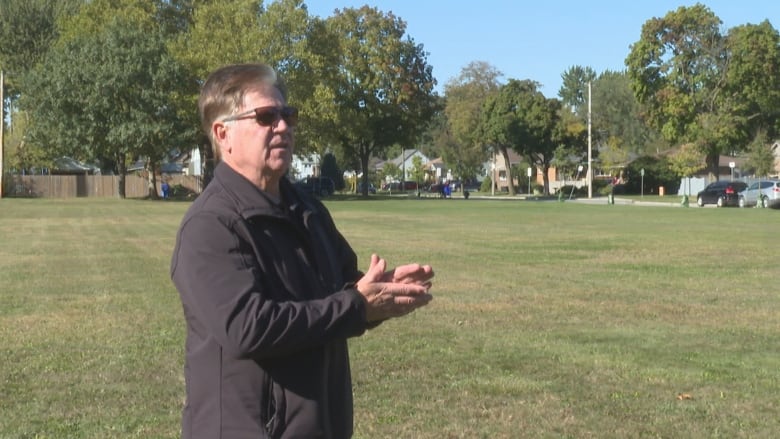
[2,174,203,199]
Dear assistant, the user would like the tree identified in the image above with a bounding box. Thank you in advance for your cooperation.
[591,70,665,156]
[326,6,438,196]
[320,152,344,190]
[626,4,731,179]
[743,131,775,177]
[479,79,561,195]
[21,15,193,198]
[0,0,81,98]
[668,143,706,196]
[169,0,264,184]
[553,104,588,180]
[624,155,680,195]
[382,162,401,185]
[558,65,596,117]
[598,139,630,178]
[409,155,425,188]
[3,112,48,173]
[723,21,780,144]
[442,61,503,186]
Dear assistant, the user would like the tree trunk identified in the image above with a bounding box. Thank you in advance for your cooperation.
[146,159,159,199]
[499,145,516,195]
[116,152,127,199]
[706,152,719,181]
[358,141,371,196]
[542,163,551,195]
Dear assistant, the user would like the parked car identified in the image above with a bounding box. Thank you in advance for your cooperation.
[696,180,747,207]
[738,179,780,208]
[294,176,335,197]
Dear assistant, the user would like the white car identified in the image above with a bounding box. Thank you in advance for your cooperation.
[738,179,780,208]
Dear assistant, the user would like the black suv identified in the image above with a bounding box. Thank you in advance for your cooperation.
[696,180,748,207]
[294,176,335,197]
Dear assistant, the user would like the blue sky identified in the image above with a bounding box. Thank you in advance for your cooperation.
[306,1,779,98]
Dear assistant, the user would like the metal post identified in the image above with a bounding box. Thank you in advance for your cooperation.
[491,148,495,197]
[587,81,592,199]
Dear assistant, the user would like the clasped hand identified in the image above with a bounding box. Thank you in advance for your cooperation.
[356,254,434,323]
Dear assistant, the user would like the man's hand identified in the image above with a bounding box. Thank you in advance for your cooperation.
[356,254,434,323]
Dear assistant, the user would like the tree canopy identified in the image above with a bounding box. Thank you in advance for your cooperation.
[479,79,561,195]
[326,6,438,195]
[626,4,780,179]
[21,14,194,197]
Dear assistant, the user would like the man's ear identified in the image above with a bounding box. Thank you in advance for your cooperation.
[212,122,230,155]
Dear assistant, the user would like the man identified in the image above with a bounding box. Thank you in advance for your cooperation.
[170,63,434,439]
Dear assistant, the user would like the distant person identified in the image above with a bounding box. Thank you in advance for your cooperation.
[170,63,435,439]
[161,181,170,199]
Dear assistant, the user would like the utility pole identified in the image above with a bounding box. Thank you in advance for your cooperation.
[0,69,4,199]
[587,81,592,199]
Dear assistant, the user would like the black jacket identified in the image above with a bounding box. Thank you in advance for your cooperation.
[171,163,369,438]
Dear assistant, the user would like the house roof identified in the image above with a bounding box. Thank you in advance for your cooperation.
[51,157,100,175]
[423,157,445,171]
[717,155,745,167]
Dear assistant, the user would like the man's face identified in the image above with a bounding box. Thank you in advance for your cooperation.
[218,87,294,188]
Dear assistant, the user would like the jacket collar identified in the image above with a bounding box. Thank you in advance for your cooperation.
[212,162,297,220]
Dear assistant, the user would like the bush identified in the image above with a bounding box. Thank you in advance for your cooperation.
[558,185,588,198]
[624,156,680,195]
[480,177,492,193]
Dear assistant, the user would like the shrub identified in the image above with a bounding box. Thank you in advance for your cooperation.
[480,177,492,192]
[624,156,680,195]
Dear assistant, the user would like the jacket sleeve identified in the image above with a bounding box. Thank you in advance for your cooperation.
[171,210,369,360]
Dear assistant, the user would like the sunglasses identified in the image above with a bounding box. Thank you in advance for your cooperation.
[222,105,298,127]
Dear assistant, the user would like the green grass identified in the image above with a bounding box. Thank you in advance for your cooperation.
[1,197,777,438]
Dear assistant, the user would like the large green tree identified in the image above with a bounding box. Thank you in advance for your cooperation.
[326,6,438,195]
[479,79,562,195]
[0,0,81,98]
[22,15,193,198]
[626,4,731,178]
[442,61,503,185]
[169,0,264,182]
[723,21,780,147]
[742,130,776,177]
[558,65,596,117]
[591,70,665,157]
[170,0,341,181]
[255,0,344,157]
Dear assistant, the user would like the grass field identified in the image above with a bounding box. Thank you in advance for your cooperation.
[1,197,777,438]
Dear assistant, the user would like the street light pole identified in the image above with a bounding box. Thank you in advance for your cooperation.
[491,148,496,197]
[587,81,592,199]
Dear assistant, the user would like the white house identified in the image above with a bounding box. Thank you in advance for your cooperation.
[376,149,429,182]
[291,153,320,179]
[187,147,202,176]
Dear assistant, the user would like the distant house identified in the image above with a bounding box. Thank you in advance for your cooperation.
[772,142,780,176]
[486,149,523,191]
[126,146,201,176]
[375,149,429,182]
[186,147,202,176]
[291,153,321,179]
[423,157,446,182]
